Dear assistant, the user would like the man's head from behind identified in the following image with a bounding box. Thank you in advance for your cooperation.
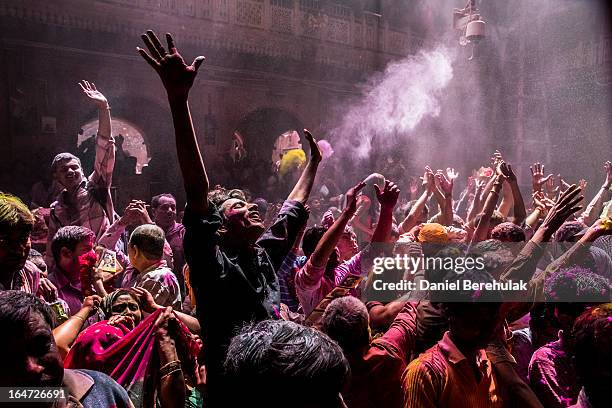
[51,153,84,190]
[224,319,349,408]
[0,193,34,273]
[490,222,525,242]
[437,267,503,351]
[322,296,371,357]
[128,224,165,272]
[209,187,265,247]
[0,291,63,387]
[302,225,339,273]
[544,266,611,334]
[572,303,612,408]
[51,226,95,280]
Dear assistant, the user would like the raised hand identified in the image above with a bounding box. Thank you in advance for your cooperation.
[475,178,486,190]
[129,287,160,314]
[446,167,459,182]
[137,30,205,100]
[467,176,475,189]
[154,306,178,339]
[604,161,612,189]
[408,176,419,198]
[532,191,552,214]
[497,161,516,182]
[304,129,322,164]
[560,177,572,192]
[586,216,612,239]
[82,295,102,316]
[38,277,58,301]
[538,184,583,240]
[79,80,108,108]
[530,162,553,193]
[491,150,503,166]
[544,176,558,197]
[435,171,453,197]
[375,179,400,210]
[122,200,152,226]
[345,181,367,213]
[421,166,435,192]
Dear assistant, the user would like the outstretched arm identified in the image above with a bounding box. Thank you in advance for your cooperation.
[138,31,208,214]
[434,171,454,226]
[287,130,322,204]
[309,182,365,268]
[499,162,526,225]
[79,81,114,186]
[53,295,102,358]
[470,174,504,244]
[371,179,400,244]
[581,161,612,225]
[400,167,434,234]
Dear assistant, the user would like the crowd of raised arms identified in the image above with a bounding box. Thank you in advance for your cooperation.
[1,31,611,408]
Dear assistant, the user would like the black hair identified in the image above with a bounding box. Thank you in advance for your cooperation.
[432,263,504,304]
[572,304,612,390]
[224,319,349,408]
[302,225,328,257]
[101,289,138,317]
[490,222,526,242]
[0,290,55,330]
[51,226,95,264]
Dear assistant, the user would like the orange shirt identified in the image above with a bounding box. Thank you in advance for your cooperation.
[402,332,502,408]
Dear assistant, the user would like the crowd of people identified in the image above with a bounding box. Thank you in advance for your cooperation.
[0,30,611,408]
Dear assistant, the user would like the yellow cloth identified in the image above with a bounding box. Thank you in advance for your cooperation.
[418,223,449,243]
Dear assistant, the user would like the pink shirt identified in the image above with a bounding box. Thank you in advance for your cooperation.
[295,252,363,316]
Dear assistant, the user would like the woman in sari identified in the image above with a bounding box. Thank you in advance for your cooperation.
[64,288,202,408]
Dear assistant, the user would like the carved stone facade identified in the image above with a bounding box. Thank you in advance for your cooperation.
[0,0,424,202]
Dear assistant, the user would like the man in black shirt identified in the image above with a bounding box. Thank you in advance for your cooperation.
[137,30,321,405]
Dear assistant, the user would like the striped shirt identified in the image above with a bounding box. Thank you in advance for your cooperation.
[0,260,40,294]
[402,331,502,408]
[121,260,182,311]
[46,132,115,265]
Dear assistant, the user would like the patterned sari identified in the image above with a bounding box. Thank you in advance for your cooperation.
[64,308,201,407]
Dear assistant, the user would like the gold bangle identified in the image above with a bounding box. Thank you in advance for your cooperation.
[161,368,182,379]
[160,360,181,377]
[71,315,86,322]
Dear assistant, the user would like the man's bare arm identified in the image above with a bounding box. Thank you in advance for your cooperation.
[137,31,209,214]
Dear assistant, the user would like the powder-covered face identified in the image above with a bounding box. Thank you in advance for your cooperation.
[0,226,32,273]
[54,158,84,190]
[337,231,358,261]
[60,236,95,280]
[153,196,177,229]
[1,311,64,387]
[220,198,265,239]
[110,294,142,326]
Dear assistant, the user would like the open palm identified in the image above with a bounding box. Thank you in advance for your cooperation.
[79,80,108,107]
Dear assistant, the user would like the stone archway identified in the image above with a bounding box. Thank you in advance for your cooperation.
[228,107,307,198]
[78,118,149,174]
[233,107,307,162]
